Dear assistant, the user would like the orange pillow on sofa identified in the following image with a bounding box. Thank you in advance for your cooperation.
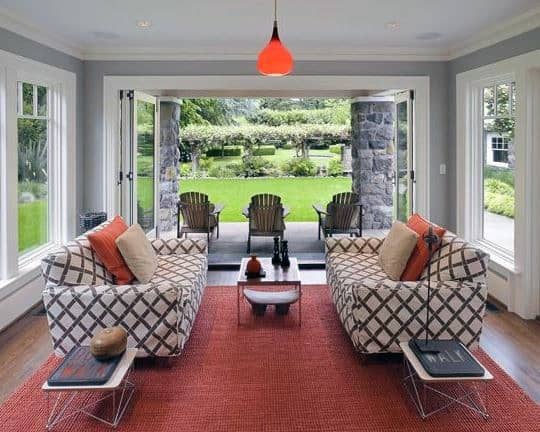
[87,216,135,285]
[400,214,446,281]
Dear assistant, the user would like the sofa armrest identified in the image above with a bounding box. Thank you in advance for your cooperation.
[151,238,208,255]
[325,237,384,254]
[42,282,183,357]
[347,279,487,350]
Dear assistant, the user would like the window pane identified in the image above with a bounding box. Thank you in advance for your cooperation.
[483,96,515,253]
[136,100,155,232]
[496,83,510,116]
[511,82,516,115]
[37,85,48,116]
[483,86,494,116]
[18,117,49,253]
[22,82,34,115]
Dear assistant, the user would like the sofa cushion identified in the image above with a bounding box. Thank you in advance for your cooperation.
[327,253,388,285]
[378,221,419,280]
[401,214,446,281]
[116,224,158,284]
[150,254,207,287]
[87,216,134,285]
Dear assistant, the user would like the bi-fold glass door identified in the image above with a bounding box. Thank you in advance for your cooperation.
[119,90,159,235]
[394,90,415,222]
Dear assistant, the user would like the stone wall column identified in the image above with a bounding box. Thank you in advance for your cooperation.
[351,98,395,229]
[159,98,181,233]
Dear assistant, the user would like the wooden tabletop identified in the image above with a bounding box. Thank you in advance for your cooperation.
[237,257,300,286]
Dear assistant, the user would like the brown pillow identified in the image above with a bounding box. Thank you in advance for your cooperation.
[115,224,158,283]
[378,221,419,281]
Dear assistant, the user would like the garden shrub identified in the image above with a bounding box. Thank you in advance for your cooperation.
[240,156,278,177]
[327,159,343,177]
[206,145,242,157]
[329,144,343,155]
[199,157,213,171]
[179,164,192,177]
[484,178,514,218]
[282,158,317,177]
[18,181,47,200]
[253,145,276,156]
[308,140,329,150]
[484,166,514,187]
[208,165,237,178]
[282,142,295,150]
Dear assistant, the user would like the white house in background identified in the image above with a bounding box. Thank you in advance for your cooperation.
[485,132,514,169]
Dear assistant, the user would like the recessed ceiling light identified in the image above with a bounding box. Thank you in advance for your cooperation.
[385,21,399,30]
[136,20,152,29]
[416,32,443,41]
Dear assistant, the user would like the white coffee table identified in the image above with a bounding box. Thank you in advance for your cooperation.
[42,348,137,430]
[400,341,492,419]
[237,257,302,325]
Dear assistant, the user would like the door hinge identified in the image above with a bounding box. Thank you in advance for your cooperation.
[117,170,123,185]
[410,169,416,182]
[126,90,134,100]
[409,90,415,100]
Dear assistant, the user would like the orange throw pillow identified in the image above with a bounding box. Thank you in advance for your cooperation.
[87,216,135,285]
[401,214,446,281]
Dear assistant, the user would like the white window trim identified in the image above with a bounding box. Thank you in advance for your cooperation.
[0,48,76,282]
[456,49,540,319]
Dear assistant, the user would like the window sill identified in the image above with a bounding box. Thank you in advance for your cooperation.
[471,240,517,276]
[0,245,55,302]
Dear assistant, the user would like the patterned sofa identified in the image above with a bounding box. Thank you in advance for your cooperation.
[326,233,489,354]
[41,222,208,358]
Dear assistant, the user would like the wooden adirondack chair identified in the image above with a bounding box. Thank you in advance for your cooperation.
[243,194,289,253]
[313,192,362,239]
[177,192,224,249]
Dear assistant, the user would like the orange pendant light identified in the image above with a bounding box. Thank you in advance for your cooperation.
[257,0,293,76]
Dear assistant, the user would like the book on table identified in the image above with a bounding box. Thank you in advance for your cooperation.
[47,346,122,386]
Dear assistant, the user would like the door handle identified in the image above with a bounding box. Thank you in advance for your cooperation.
[126,171,134,181]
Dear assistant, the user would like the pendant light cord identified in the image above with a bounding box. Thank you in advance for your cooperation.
[274,0,277,22]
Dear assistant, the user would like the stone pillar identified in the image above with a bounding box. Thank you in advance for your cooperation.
[351,98,394,229]
[159,98,181,233]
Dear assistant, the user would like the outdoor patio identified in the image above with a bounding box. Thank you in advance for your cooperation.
[163,222,387,267]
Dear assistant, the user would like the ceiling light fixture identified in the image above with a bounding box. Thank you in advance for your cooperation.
[136,20,152,29]
[257,0,294,77]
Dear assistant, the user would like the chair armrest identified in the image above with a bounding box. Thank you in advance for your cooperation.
[210,203,225,216]
[283,206,290,218]
[325,237,384,254]
[312,203,327,215]
[242,206,249,218]
[151,238,208,255]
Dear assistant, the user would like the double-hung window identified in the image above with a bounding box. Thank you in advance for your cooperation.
[0,49,76,283]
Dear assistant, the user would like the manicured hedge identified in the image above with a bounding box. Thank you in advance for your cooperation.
[329,144,343,155]
[181,124,350,149]
[206,145,242,157]
[253,145,276,156]
[247,107,349,126]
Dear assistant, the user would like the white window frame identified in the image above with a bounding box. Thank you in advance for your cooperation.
[487,136,509,167]
[0,49,76,282]
[456,49,540,319]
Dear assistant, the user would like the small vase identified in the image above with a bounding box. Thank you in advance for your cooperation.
[280,240,290,268]
[272,237,281,265]
[246,254,262,275]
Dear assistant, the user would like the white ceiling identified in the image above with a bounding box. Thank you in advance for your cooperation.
[0,0,538,60]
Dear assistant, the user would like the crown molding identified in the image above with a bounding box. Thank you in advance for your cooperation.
[448,5,540,60]
[0,5,538,63]
[0,6,82,59]
[80,46,449,62]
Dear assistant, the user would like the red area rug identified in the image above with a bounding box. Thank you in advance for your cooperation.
[1,285,538,431]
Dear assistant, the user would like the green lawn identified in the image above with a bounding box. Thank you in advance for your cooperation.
[180,177,351,222]
[18,200,48,253]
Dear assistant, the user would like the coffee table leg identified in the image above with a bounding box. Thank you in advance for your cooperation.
[298,284,302,326]
[237,284,240,325]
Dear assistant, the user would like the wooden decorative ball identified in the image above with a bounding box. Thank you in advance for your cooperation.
[90,326,128,359]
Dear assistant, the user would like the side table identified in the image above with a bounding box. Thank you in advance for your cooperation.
[401,342,492,419]
[42,348,137,430]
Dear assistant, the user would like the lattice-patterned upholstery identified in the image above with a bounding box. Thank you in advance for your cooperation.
[41,222,208,358]
[326,233,489,354]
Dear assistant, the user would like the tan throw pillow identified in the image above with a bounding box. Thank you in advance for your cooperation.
[115,224,158,284]
[378,221,419,281]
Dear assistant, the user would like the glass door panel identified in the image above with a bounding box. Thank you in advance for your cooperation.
[394,91,414,222]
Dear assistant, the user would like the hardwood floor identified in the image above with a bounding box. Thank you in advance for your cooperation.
[1,270,539,405]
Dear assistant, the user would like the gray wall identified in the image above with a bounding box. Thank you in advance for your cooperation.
[447,27,540,229]
[0,28,85,218]
[2,23,539,232]
[84,60,450,226]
